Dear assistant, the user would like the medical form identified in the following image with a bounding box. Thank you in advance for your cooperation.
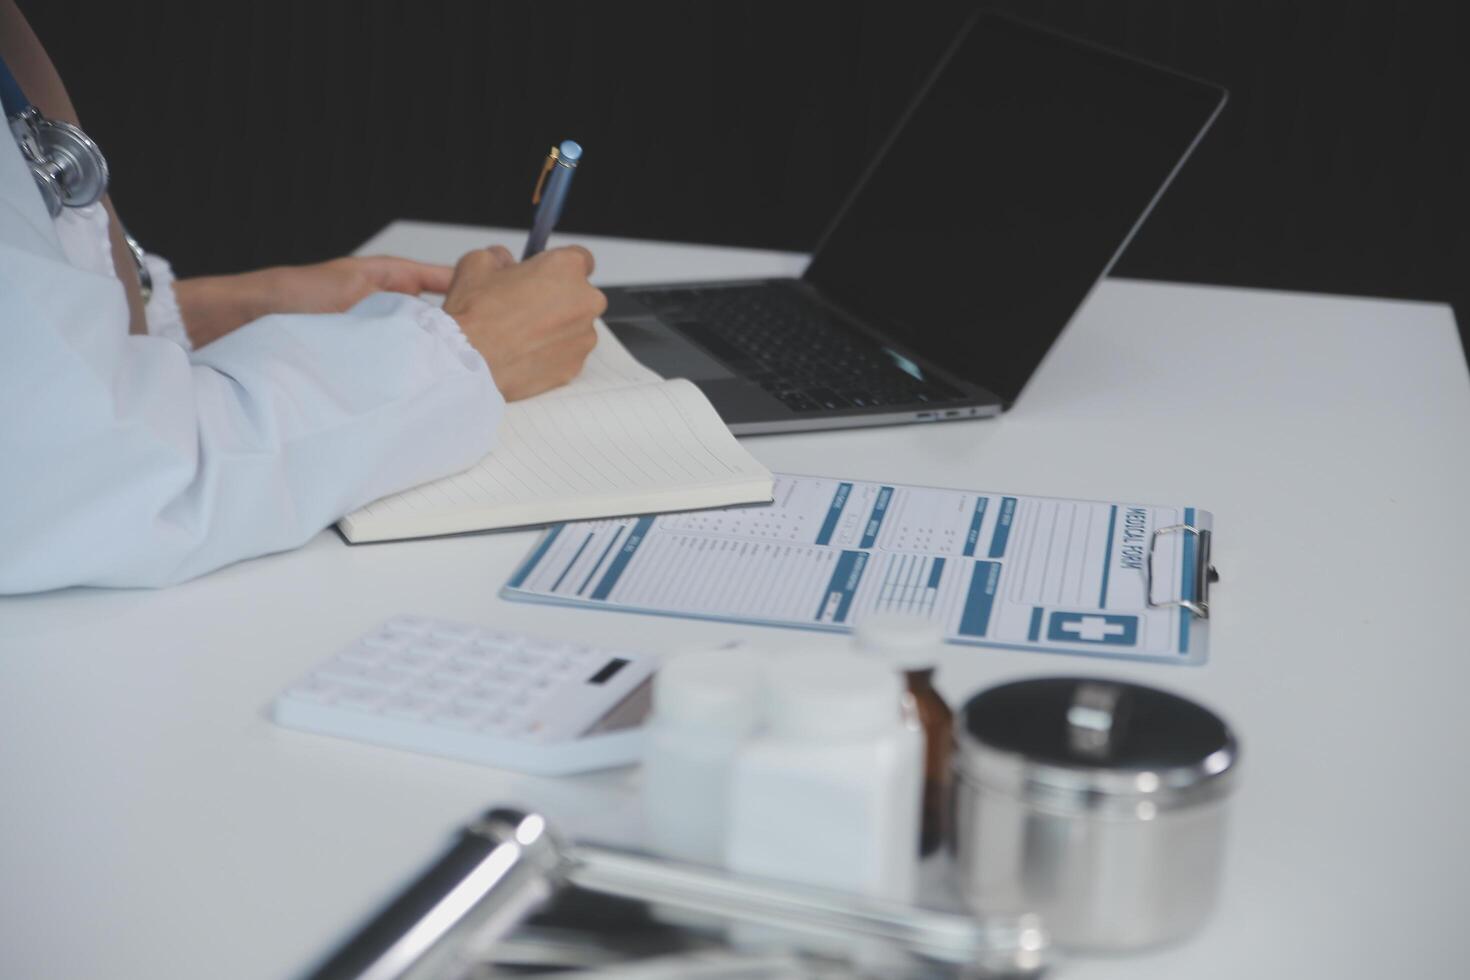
[502,475,1214,664]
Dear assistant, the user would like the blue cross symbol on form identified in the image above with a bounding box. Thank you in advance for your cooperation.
[1046,612,1139,646]
[1060,616,1126,642]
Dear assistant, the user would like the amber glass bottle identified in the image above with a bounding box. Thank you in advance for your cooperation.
[905,666,954,855]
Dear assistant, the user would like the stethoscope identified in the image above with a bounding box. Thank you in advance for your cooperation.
[1,52,150,296]
[0,52,108,216]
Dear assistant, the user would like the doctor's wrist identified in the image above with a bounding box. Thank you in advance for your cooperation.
[174,273,274,348]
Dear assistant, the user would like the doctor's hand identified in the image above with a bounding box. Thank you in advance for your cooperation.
[255,255,456,315]
[175,256,456,347]
[441,245,605,401]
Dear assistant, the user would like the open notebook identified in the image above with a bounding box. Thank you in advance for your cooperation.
[338,322,774,543]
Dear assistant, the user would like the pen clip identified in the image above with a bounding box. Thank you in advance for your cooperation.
[531,146,560,206]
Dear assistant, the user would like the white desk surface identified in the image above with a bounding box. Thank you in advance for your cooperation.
[3,221,1468,980]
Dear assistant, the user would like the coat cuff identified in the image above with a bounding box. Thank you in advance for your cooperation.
[141,253,192,351]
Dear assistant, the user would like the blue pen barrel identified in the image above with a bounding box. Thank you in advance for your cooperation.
[523,139,582,259]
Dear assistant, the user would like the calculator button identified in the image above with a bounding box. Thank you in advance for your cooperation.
[351,637,402,658]
[469,647,512,666]
[487,665,534,685]
[544,643,592,661]
[343,643,392,664]
[411,675,459,699]
[285,676,336,703]
[568,649,610,669]
[457,687,506,710]
[316,660,374,684]
[360,631,412,652]
[433,702,484,730]
[384,615,432,635]
[449,645,483,662]
[330,668,407,693]
[430,622,479,642]
[382,693,433,720]
[412,636,457,657]
[452,652,497,669]
[387,650,434,672]
[359,665,414,690]
[431,660,481,682]
[332,684,386,710]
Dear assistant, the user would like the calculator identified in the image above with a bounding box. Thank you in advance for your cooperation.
[272,616,657,775]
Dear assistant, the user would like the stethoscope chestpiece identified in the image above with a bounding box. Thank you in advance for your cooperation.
[10,106,109,217]
[2,52,110,218]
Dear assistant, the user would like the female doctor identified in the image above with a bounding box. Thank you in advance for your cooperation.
[0,2,604,594]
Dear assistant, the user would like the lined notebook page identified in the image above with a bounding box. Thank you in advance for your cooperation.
[340,379,771,541]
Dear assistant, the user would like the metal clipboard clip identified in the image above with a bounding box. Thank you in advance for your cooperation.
[1145,524,1218,620]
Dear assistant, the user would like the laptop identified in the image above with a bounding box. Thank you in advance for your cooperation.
[601,11,1227,434]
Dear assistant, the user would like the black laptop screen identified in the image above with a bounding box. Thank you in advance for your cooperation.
[802,13,1225,407]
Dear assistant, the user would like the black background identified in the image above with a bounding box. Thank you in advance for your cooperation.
[23,0,1468,354]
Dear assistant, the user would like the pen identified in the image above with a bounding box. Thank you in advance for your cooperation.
[522,139,582,260]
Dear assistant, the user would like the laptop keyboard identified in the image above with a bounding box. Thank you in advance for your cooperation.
[626,284,961,412]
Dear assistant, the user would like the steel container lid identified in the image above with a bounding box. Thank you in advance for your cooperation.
[955,677,1239,815]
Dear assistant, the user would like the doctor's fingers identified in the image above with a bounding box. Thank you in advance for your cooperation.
[539,321,600,386]
[490,319,599,400]
[516,312,598,363]
[448,246,517,283]
[526,244,596,279]
[547,281,608,325]
[359,256,459,295]
[547,316,600,354]
[480,245,516,270]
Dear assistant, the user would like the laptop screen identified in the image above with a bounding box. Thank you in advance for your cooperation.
[802,13,1225,407]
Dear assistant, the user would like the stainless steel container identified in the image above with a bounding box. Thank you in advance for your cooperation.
[952,676,1239,952]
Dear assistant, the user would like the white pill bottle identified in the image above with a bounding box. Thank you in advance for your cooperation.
[641,647,768,864]
[723,650,925,901]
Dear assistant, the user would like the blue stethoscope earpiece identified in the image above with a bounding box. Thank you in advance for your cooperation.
[1,53,109,217]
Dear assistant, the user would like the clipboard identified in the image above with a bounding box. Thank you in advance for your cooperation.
[1146,524,1219,621]
[502,474,1220,665]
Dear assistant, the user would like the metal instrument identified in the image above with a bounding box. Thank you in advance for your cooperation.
[305,808,1050,980]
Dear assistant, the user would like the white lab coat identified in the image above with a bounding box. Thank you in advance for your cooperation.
[0,130,505,594]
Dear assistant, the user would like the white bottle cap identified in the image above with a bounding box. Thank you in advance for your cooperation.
[764,651,903,740]
[652,646,767,735]
[853,611,945,670]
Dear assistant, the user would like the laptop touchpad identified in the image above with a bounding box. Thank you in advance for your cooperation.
[606,317,736,381]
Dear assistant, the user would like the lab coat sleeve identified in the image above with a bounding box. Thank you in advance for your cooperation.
[139,251,192,350]
[0,187,503,594]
